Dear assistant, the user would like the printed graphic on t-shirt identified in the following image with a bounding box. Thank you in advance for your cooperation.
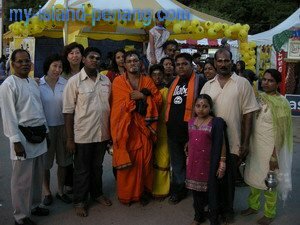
[173,84,188,105]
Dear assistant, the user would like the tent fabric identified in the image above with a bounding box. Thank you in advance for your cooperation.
[248,8,300,46]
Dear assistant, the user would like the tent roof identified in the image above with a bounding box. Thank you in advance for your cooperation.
[41,0,232,24]
[248,8,300,46]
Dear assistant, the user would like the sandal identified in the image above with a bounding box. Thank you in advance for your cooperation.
[95,195,112,206]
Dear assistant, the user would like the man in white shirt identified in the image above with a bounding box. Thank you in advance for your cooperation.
[201,48,259,223]
[0,49,49,225]
[63,47,112,217]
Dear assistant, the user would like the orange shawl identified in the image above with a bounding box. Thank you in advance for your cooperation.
[110,74,162,169]
[165,72,200,122]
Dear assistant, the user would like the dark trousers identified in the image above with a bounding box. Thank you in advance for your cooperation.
[65,164,73,187]
[192,190,219,225]
[220,153,237,216]
[168,137,187,197]
[73,141,107,206]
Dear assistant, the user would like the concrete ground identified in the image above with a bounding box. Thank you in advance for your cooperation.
[0,117,300,225]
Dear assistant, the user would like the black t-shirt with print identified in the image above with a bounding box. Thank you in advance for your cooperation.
[166,77,189,141]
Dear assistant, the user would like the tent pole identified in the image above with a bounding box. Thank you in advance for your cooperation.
[63,0,68,45]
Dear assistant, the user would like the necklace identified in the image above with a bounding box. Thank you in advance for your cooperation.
[194,117,210,128]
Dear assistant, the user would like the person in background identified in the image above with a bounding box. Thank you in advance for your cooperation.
[147,11,170,65]
[61,42,84,195]
[203,59,217,81]
[110,51,162,206]
[61,42,84,80]
[0,55,7,84]
[0,49,49,225]
[192,53,202,65]
[236,60,246,77]
[63,47,112,217]
[39,54,72,206]
[201,48,259,223]
[194,61,205,80]
[186,94,229,225]
[160,57,175,87]
[149,64,170,200]
[242,69,258,86]
[162,40,179,59]
[106,49,125,83]
[241,69,293,225]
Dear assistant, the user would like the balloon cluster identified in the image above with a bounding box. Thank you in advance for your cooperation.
[239,41,257,72]
[171,20,250,41]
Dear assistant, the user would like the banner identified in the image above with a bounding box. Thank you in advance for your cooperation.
[276,50,287,95]
[285,94,300,117]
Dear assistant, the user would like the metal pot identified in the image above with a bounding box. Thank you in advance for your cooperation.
[265,171,278,191]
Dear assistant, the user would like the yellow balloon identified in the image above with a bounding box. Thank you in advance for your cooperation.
[249,41,257,48]
[238,29,248,40]
[194,26,204,34]
[165,20,172,27]
[207,28,217,39]
[242,24,250,32]
[221,23,229,31]
[224,28,232,38]
[213,22,222,32]
[240,42,249,50]
[204,21,213,29]
[135,20,144,29]
[180,20,190,29]
[173,23,182,34]
[191,19,200,28]
[83,3,93,15]
[249,50,256,56]
[186,25,194,34]
[242,52,251,61]
[54,4,64,10]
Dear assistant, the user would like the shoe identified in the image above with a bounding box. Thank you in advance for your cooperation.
[168,194,181,205]
[241,208,258,216]
[221,212,235,224]
[15,217,36,225]
[56,193,72,204]
[140,193,151,206]
[43,194,53,206]
[257,216,274,225]
[31,207,49,216]
[65,186,73,194]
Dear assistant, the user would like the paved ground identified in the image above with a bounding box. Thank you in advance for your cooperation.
[0,117,300,225]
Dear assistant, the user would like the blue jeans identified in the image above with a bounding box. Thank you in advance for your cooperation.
[73,141,107,207]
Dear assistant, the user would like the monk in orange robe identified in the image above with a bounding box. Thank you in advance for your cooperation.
[110,51,162,205]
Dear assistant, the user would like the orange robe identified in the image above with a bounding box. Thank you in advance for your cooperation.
[110,74,162,204]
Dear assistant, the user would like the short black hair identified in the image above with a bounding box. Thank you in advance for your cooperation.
[155,10,166,20]
[214,48,232,60]
[175,53,193,65]
[149,64,164,75]
[83,47,101,58]
[192,53,201,59]
[264,69,282,83]
[62,42,84,74]
[124,50,140,62]
[162,40,178,50]
[43,54,63,75]
[11,49,30,62]
[160,56,175,67]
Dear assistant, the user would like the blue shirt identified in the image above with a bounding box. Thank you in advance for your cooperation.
[39,76,67,126]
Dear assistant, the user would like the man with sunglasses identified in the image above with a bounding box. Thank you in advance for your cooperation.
[63,47,112,217]
[0,49,49,225]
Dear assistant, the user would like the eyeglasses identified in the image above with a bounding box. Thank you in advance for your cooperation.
[14,59,31,64]
[216,59,231,64]
[88,55,101,61]
[125,59,139,64]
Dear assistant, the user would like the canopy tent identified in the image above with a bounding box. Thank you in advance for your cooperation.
[248,8,300,46]
[4,0,232,42]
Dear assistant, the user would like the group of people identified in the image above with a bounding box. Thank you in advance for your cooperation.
[0,35,293,225]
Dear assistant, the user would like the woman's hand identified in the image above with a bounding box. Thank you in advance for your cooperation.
[216,161,226,178]
[130,90,145,100]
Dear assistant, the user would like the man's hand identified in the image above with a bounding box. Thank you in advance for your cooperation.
[130,90,145,100]
[238,144,249,165]
[14,142,26,158]
[66,139,76,154]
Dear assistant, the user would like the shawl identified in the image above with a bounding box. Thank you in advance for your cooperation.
[260,92,293,201]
